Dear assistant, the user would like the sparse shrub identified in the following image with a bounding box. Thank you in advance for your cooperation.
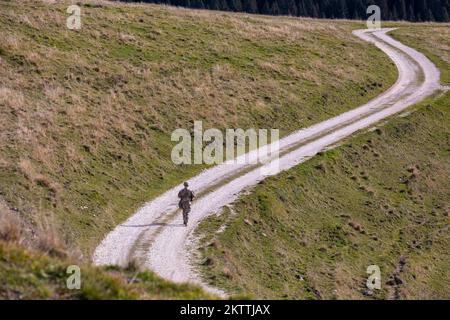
[34,213,67,259]
[0,210,23,244]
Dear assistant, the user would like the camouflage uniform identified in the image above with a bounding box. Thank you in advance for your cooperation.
[178,187,194,226]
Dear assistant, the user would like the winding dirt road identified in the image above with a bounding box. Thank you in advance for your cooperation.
[93,28,442,296]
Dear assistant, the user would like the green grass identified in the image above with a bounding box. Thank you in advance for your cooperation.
[0,0,397,257]
[196,91,450,299]
[0,241,215,299]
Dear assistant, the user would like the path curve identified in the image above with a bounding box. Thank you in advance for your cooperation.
[93,28,441,296]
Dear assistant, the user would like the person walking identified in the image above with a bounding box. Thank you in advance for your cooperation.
[178,182,194,226]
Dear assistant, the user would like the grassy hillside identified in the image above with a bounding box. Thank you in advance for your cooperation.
[0,199,218,299]
[0,0,397,257]
[197,90,450,299]
[0,241,214,299]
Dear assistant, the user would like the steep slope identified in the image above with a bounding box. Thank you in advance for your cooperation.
[0,0,396,257]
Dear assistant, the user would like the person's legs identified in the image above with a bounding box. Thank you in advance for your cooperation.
[181,202,190,226]
[182,211,185,225]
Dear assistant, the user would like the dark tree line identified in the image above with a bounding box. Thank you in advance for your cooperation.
[120,0,450,22]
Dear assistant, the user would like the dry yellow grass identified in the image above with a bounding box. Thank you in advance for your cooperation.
[0,204,24,244]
